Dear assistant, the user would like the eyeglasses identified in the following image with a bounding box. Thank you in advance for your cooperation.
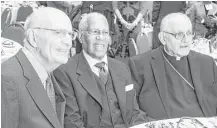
[82,29,110,36]
[32,27,78,40]
[162,31,195,40]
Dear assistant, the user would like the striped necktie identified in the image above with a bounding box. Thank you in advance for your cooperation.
[95,62,108,84]
[46,76,56,114]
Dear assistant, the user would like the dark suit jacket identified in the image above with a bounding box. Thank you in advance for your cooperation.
[128,46,217,120]
[1,50,66,128]
[46,1,73,15]
[53,52,149,128]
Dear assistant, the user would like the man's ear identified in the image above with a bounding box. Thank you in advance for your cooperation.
[78,32,83,44]
[108,36,112,46]
[158,32,166,45]
[26,29,37,48]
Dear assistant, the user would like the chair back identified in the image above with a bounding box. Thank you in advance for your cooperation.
[16,6,33,22]
[1,8,12,31]
[1,22,25,46]
[136,31,153,54]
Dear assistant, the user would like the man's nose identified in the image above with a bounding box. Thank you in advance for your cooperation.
[182,33,190,43]
[62,37,72,47]
[96,34,103,40]
[97,31,105,40]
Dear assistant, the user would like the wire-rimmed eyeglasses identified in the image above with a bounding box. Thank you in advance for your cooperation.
[31,27,78,40]
[162,31,195,41]
[81,29,110,36]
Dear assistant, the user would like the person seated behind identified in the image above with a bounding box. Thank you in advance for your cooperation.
[1,7,76,128]
[128,13,217,120]
[186,1,217,38]
[46,1,74,16]
[53,12,151,128]
[152,1,187,49]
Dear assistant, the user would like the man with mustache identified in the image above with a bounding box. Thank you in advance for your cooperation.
[53,12,150,128]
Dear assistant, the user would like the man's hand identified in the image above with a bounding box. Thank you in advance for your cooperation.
[207,15,217,23]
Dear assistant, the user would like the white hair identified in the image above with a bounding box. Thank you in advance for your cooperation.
[78,12,108,31]
[160,13,192,32]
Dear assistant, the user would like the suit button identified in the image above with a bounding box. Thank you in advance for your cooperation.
[109,100,112,104]
[111,112,116,116]
[106,88,111,91]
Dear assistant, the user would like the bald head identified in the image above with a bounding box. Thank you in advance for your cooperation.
[160,13,192,32]
[24,7,72,31]
[158,13,193,58]
[23,7,73,71]
[79,12,109,31]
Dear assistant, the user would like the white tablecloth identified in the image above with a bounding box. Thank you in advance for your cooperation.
[130,117,217,128]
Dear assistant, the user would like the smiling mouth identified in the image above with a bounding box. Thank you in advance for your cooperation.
[180,45,188,48]
[57,49,68,52]
[94,44,104,48]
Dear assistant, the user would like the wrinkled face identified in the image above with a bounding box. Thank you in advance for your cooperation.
[35,15,73,66]
[82,17,111,60]
[162,18,193,57]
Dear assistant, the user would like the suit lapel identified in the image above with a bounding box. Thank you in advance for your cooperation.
[151,47,170,118]
[188,51,209,116]
[77,52,103,107]
[16,51,62,128]
[51,73,66,127]
[108,58,127,124]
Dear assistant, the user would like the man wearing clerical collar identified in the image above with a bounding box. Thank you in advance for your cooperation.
[128,12,217,120]
[53,12,151,128]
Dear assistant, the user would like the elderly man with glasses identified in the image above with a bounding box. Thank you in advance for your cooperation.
[1,7,77,128]
[128,13,217,120]
[53,12,151,128]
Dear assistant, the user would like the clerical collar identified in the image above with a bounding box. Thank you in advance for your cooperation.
[163,47,185,61]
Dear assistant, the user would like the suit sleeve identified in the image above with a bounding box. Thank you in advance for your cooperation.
[1,75,19,128]
[129,89,155,126]
[124,64,155,126]
[212,58,217,98]
[213,59,217,115]
[128,58,144,101]
[53,67,85,128]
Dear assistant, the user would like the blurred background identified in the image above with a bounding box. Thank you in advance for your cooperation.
[1,1,216,63]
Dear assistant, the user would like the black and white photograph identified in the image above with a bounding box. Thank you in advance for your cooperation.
[1,1,217,128]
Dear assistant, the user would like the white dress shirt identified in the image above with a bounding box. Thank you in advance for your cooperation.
[82,50,108,77]
[22,47,48,89]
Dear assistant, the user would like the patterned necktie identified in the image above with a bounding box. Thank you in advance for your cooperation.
[95,62,108,84]
[46,76,56,114]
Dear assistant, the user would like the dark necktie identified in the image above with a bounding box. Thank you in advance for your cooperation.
[95,62,108,84]
[46,76,56,114]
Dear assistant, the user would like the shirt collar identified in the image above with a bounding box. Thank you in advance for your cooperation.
[82,50,108,69]
[163,46,182,61]
[22,47,48,85]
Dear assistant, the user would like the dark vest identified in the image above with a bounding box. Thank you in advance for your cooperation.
[93,71,125,128]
